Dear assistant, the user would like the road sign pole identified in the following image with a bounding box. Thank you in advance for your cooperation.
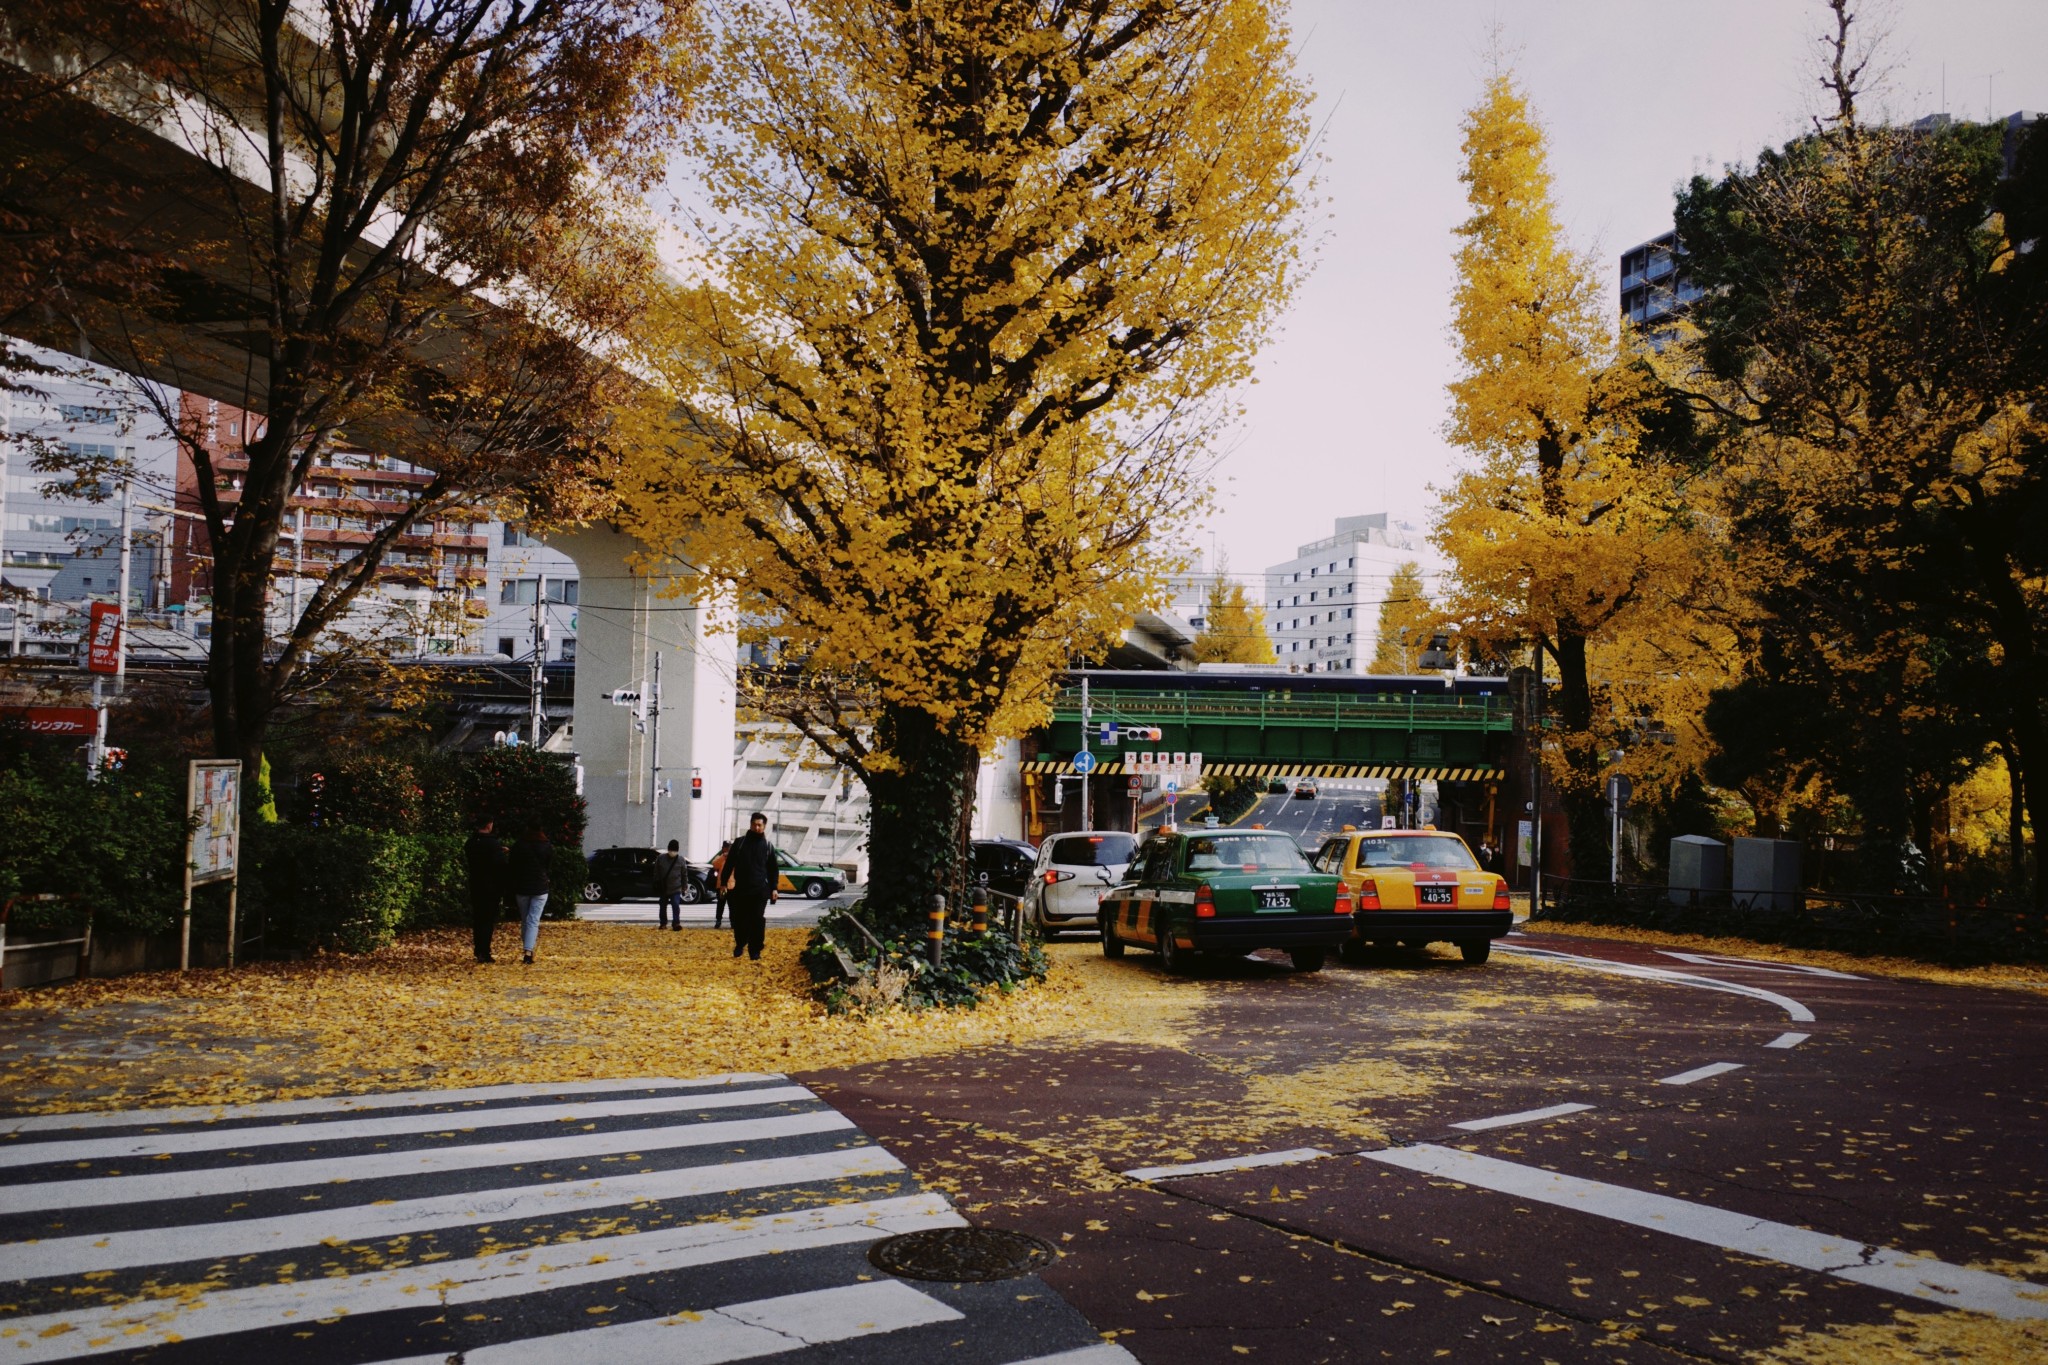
[1079,674,1091,830]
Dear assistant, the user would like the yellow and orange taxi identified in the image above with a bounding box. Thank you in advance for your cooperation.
[1308,828,1511,964]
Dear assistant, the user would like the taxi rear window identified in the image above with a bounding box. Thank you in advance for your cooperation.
[1356,836,1478,871]
[1049,834,1137,866]
[1183,833,1310,872]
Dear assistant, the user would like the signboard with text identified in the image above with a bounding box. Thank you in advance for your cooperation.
[0,706,98,737]
[187,760,242,884]
[86,602,122,674]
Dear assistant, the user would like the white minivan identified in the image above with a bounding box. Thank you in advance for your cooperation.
[1026,831,1139,935]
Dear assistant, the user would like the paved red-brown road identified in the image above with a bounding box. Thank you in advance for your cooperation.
[802,930,2048,1363]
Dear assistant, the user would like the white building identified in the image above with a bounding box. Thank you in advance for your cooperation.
[481,525,579,663]
[1263,513,1443,675]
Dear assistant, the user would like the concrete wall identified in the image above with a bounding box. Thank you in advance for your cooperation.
[556,526,735,862]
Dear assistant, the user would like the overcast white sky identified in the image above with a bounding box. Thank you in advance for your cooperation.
[1206,0,2048,577]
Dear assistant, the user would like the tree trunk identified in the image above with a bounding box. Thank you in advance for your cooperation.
[1549,631,1608,881]
[862,702,978,936]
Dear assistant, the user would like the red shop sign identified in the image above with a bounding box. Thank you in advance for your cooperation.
[1,706,100,737]
[86,602,123,674]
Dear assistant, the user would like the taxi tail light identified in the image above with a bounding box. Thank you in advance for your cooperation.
[1335,883,1355,914]
[1194,884,1216,918]
[1357,879,1382,910]
[1493,883,1511,911]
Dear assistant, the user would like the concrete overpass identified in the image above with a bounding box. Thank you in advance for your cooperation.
[1,25,736,859]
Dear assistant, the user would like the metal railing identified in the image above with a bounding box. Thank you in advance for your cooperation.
[1049,688,1511,733]
[0,894,94,986]
[1533,877,2048,964]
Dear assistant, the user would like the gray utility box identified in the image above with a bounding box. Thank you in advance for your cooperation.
[1668,835,1727,906]
[1732,837,1801,912]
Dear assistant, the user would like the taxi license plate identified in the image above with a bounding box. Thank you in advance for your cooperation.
[1257,890,1293,910]
[1419,886,1454,906]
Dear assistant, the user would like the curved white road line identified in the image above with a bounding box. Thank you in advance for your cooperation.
[1497,943,1816,1023]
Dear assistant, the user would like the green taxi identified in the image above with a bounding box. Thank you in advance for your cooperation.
[1098,829,1354,973]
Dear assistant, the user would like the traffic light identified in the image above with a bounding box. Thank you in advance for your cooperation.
[691,775,703,800]
[1127,725,1163,741]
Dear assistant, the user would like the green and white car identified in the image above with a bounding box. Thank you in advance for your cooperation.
[773,848,846,900]
[1098,829,1354,973]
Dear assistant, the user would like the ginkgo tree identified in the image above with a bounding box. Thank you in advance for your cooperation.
[619,0,1311,926]
[1435,66,1710,870]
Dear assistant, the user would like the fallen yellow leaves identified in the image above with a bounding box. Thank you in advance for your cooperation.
[1530,922,2048,994]
[0,926,1208,1114]
[1759,1309,2048,1363]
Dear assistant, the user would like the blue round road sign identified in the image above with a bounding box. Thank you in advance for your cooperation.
[1072,750,1098,775]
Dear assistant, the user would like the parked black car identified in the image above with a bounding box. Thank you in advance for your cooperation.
[971,838,1039,902]
[584,847,712,904]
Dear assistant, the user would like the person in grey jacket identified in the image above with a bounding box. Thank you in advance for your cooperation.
[653,839,687,931]
[507,822,553,964]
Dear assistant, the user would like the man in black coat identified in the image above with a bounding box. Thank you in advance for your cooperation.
[463,817,508,963]
[720,812,779,961]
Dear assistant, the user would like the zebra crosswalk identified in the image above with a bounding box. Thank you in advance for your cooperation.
[0,1075,1129,1364]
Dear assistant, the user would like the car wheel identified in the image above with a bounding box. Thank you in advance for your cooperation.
[804,878,827,900]
[1290,946,1328,973]
[1459,939,1492,965]
[583,881,606,903]
[1157,927,1189,975]
[680,879,704,905]
[1100,911,1125,958]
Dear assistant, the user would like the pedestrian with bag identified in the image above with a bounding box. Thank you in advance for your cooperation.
[508,821,554,965]
[654,839,687,931]
[463,816,508,963]
[720,814,777,961]
[710,839,733,930]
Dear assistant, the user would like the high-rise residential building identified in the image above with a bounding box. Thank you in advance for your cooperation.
[1263,513,1442,675]
[172,395,492,655]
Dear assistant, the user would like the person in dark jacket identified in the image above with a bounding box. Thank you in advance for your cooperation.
[653,839,687,931]
[463,817,508,963]
[720,813,778,960]
[507,822,553,964]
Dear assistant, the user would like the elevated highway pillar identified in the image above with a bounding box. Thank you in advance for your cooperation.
[554,527,735,861]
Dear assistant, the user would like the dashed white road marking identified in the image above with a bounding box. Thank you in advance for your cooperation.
[1765,1032,1811,1049]
[1367,1143,2048,1319]
[1007,1346,1146,1365]
[1126,1147,1330,1182]
[1658,950,1861,980]
[1660,1062,1746,1086]
[367,1280,963,1365]
[1497,944,1816,1022]
[1450,1102,1595,1132]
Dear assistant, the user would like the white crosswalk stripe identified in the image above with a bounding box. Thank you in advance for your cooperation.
[0,1077,1109,1364]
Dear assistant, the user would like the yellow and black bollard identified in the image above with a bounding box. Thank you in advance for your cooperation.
[970,886,989,935]
[927,893,947,967]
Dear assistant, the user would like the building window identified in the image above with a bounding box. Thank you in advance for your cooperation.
[497,636,516,656]
[560,639,577,661]
[1347,557,1355,567]
[1309,591,1318,602]
[1292,595,1300,606]
[58,404,114,425]
[1309,567,1317,577]
[1344,607,1353,618]
[500,578,538,605]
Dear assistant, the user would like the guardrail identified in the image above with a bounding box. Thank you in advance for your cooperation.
[0,894,94,987]
[1533,877,2048,964]
[1048,688,1511,732]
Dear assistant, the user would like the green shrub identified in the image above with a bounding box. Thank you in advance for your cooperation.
[803,903,1045,1012]
[460,748,587,851]
[407,833,472,928]
[243,825,427,953]
[321,755,424,832]
[0,744,184,936]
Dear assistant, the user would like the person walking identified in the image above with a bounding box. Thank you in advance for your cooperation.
[508,821,554,965]
[720,814,778,961]
[463,816,507,963]
[710,839,733,930]
[654,839,687,931]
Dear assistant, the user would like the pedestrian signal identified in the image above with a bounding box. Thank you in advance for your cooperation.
[691,775,703,800]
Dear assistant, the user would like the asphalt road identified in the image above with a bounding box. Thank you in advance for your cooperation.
[1239,784,1385,847]
[806,931,2048,1363]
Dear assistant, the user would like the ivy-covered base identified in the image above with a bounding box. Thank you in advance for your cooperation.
[802,903,1047,1014]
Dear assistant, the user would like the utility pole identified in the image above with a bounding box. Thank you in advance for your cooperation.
[114,465,133,688]
[648,649,663,849]
[1530,641,1545,912]
[1079,673,1092,830]
[528,577,547,746]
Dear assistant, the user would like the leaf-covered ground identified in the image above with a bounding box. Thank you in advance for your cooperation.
[0,925,1213,1115]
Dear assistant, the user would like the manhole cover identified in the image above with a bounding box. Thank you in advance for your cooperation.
[868,1227,1057,1282]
